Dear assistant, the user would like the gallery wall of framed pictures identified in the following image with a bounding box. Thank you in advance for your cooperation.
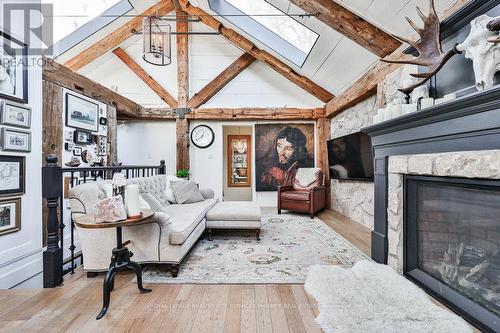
[62,89,108,169]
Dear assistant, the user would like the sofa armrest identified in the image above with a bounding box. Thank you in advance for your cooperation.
[199,188,215,199]
[277,186,294,192]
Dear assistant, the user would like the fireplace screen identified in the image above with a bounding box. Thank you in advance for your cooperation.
[405,176,500,330]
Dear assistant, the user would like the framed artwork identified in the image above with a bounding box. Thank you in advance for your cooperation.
[0,31,28,103]
[65,93,99,132]
[73,147,82,156]
[73,129,92,144]
[1,128,31,152]
[64,142,74,151]
[64,130,74,141]
[0,155,25,197]
[0,100,31,128]
[228,135,251,188]
[99,117,107,126]
[255,124,315,191]
[0,197,21,236]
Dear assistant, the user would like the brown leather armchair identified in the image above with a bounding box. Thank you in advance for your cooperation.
[277,168,326,218]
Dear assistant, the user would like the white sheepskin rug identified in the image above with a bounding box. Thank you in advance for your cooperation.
[304,260,473,333]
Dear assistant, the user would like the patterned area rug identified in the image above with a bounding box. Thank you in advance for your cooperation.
[141,208,368,284]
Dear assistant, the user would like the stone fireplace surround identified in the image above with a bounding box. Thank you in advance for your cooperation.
[363,86,500,331]
[386,150,500,273]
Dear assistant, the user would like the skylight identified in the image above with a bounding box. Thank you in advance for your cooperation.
[208,0,319,67]
[43,0,133,57]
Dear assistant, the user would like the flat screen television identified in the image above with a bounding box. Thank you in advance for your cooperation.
[327,132,374,181]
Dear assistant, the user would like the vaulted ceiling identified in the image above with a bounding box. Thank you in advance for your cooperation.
[53,0,460,109]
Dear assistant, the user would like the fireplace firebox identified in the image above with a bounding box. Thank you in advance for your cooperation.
[405,176,500,332]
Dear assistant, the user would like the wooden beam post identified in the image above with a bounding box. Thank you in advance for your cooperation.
[178,0,334,103]
[289,0,400,58]
[316,116,331,208]
[188,52,255,109]
[64,0,174,71]
[112,47,178,107]
[176,10,190,171]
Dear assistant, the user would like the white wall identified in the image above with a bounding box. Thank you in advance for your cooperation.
[117,120,177,175]
[0,0,43,288]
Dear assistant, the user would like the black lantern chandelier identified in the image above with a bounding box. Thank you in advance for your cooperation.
[142,16,171,66]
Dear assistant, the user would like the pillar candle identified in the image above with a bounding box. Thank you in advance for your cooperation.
[420,97,434,109]
[444,93,457,101]
[125,184,141,218]
[383,106,393,121]
[103,183,113,198]
[435,97,445,105]
[403,103,418,115]
[391,104,403,118]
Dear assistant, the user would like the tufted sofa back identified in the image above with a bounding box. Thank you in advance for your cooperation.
[126,175,168,206]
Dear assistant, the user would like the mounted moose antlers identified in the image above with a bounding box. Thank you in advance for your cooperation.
[381,0,459,95]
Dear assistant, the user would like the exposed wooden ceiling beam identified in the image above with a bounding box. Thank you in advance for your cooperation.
[64,0,174,71]
[128,107,325,120]
[188,52,256,109]
[178,0,334,103]
[112,47,178,108]
[43,57,141,118]
[289,0,400,58]
[325,0,471,118]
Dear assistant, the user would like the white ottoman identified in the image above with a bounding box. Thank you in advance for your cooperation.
[205,201,262,240]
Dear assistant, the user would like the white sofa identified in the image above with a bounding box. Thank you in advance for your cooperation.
[68,175,218,277]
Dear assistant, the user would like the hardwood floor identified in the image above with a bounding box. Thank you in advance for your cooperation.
[0,210,369,333]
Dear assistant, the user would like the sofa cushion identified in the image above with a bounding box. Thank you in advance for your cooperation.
[127,175,168,206]
[171,180,204,204]
[165,198,218,245]
[280,190,310,201]
[68,182,102,216]
[206,201,261,221]
[199,188,214,199]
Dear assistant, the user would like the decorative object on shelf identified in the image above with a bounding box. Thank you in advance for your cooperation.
[456,14,500,91]
[255,124,315,191]
[0,155,24,197]
[142,16,171,66]
[0,197,21,236]
[190,124,215,149]
[0,31,28,103]
[73,129,92,144]
[0,100,31,128]
[65,157,81,167]
[64,142,74,151]
[1,128,31,152]
[125,184,141,218]
[176,169,190,180]
[99,117,107,126]
[411,85,429,105]
[93,196,127,223]
[228,135,251,187]
[112,173,127,200]
[382,0,500,95]
[65,92,99,132]
[73,146,82,156]
[81,149,95,164]
[419,97,435,110]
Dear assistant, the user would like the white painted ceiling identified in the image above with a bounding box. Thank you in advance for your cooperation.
[58,0,460,108]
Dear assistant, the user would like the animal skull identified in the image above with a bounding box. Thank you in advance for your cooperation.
[456,15,500,91]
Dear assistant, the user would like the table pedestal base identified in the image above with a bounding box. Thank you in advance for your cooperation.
[96,227,151,320]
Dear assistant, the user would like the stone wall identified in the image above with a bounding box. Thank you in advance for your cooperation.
[330,95,376,230]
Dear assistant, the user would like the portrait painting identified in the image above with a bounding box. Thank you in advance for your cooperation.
[255,124,315,191]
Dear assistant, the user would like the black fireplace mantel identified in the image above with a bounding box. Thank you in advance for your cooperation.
[363,86,500,264]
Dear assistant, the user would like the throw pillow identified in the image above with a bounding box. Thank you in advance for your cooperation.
[140,191,164,212]
[170,180,205,204]
[165,175,181,203]
[139,195,151,210]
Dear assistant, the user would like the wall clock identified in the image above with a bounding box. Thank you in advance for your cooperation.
[190,125,215,149]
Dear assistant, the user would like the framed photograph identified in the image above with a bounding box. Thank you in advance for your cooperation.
[73,129,92,144]
[64,142,74,151]
[0,197,21,236]
[0,100,31,128]
[65,93,99,132]
[99,117,107,126]
[0,31,28,103]
[73,147,82,156]
[64,130,74,141]
[1,128,31,152]
[0,155,25,197]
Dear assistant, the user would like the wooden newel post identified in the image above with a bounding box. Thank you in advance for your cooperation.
[42,154,63,288]
[159,160,166,175]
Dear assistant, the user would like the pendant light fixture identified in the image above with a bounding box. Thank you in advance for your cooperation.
[142,16,171,66]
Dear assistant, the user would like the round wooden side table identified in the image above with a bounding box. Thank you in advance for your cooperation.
[75,209,156,320]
